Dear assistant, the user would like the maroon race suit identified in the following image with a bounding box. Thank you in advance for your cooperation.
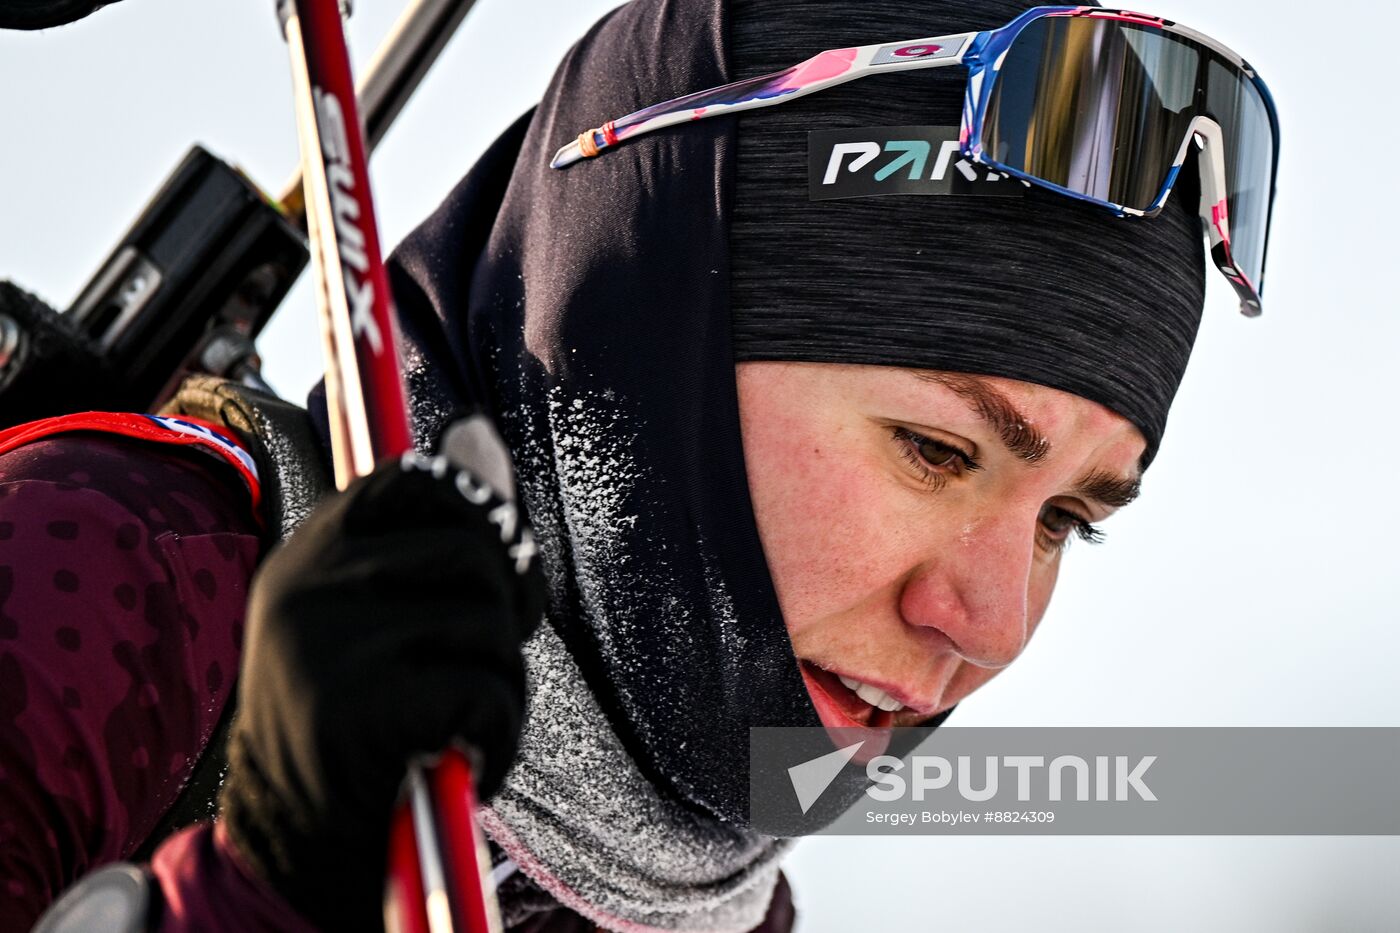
[0,413,314,930]
[0,413,795,931]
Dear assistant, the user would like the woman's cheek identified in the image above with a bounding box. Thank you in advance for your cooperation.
[760,448,913,638]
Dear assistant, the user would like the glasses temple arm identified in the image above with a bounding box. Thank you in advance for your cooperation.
[1189,118,1263,316]
[550,30,980,168]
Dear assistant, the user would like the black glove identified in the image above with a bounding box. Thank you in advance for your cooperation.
[0,0,119,29]
[220,448,545,931]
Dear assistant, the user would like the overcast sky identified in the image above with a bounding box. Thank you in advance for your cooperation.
[3,1,1397,929]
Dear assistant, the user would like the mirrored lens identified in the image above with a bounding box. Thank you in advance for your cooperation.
[982,15,1275,296]
[982,16,1200,212]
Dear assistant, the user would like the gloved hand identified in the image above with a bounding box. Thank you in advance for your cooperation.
[219,448,545,931]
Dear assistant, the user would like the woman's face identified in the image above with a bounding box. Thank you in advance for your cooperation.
[736,361,1145,729]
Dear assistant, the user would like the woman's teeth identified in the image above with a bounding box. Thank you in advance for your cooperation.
[838,675,905,712]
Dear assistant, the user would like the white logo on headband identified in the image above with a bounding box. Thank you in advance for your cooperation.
[808,126,1025,202]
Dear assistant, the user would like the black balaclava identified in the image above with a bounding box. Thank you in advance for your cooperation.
[389,0,1205,843]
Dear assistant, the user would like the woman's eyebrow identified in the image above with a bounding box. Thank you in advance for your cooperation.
[907,370,1051,464]
[906,370,1141,509]
[1073,469,1141,510]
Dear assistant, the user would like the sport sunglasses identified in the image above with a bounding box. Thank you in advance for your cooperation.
[552,6,1281,317]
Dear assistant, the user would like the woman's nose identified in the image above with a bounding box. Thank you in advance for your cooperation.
[897,517,1034,669]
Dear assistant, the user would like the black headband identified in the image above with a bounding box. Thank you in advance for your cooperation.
[728,0,1207,466]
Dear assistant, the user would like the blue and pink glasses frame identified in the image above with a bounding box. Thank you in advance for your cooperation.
[550,6,1281,317]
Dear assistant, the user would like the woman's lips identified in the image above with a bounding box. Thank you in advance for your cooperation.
[799,660,894,730]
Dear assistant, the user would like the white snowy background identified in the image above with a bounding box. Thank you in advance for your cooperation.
[3,0,1397,929]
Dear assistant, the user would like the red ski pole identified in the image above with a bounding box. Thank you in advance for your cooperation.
[278,1,501,931]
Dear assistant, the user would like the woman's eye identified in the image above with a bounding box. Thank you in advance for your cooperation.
[917,438,962,467]
[1037,504,1106,553]
[890,427,979,489]
[1040,507,1078,536]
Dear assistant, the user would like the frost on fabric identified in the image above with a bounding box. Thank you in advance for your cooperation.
[502,380,661,720]
[700,541,747,658]
[502,381,640,625]
[482,625,790,933]
[500,377,751,771]
[403,338,462,456]
[489,378,786,930]
[546,385,641,625]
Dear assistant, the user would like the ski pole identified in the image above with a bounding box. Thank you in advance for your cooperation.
[279,0,481,228]
[277,1,501,931]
